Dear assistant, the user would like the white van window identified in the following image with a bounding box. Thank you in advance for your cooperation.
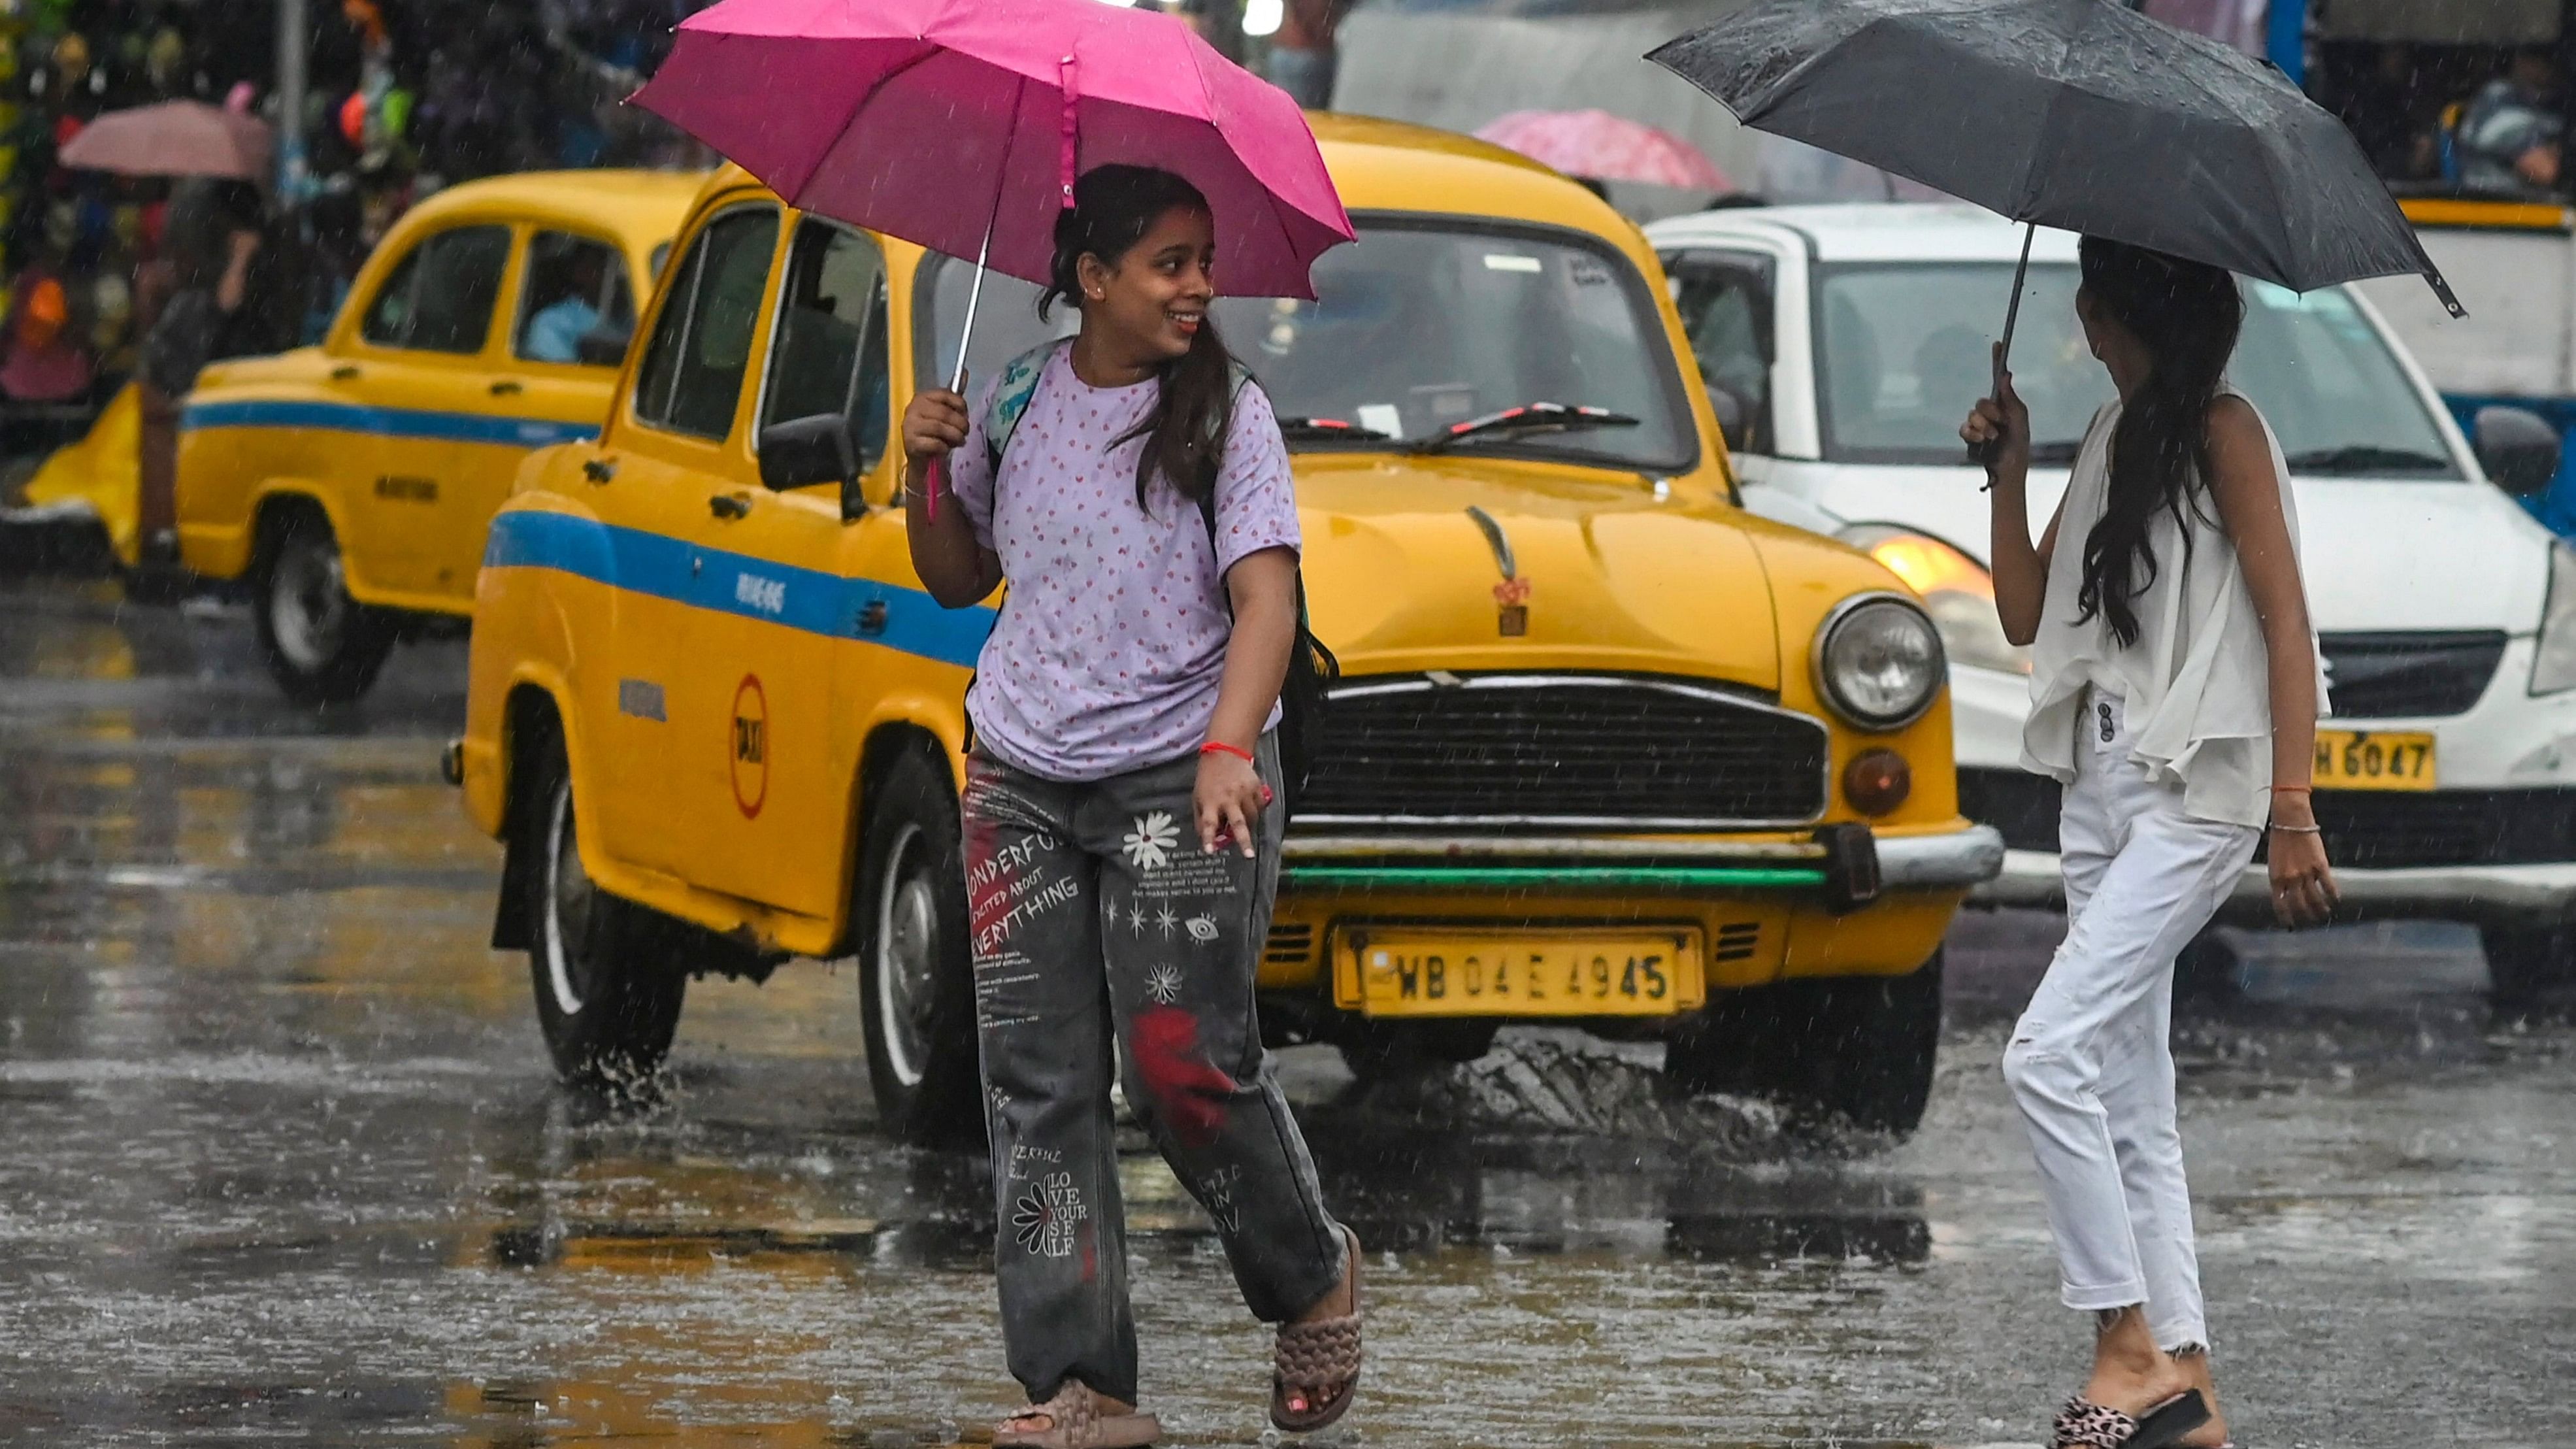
[1812,263,2460,478]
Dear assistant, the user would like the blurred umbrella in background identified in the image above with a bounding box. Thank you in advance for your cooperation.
[1476,107,1732,192]
[59,100,273,181]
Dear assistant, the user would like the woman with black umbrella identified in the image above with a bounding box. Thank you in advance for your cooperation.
[1964,237,2338,1449]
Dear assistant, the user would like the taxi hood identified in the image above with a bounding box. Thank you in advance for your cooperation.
[1291,453,1781,691]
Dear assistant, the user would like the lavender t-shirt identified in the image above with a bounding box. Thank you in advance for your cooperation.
[949,346,1302,782]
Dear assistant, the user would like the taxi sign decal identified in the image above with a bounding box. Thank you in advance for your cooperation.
[481,510,997,667]
[730,673,769,818]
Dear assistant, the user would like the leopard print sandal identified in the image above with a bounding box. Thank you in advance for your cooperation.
[2052,1388,2211,1449]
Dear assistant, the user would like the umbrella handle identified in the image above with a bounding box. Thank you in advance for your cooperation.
[1972,222,2037,489]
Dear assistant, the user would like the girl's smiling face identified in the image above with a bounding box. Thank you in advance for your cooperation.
[1078,204,1215,365]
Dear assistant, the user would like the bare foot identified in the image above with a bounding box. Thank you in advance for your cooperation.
[2080,1308,2196,1420]
[2172,1348,2230,1448]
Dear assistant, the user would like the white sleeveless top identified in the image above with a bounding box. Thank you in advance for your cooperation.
[2021,388,2328,829]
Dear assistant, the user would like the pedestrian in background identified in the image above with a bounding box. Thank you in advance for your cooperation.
[900,163,1361,1448]
[1963,237,2338,1449]
[135,179,267,575]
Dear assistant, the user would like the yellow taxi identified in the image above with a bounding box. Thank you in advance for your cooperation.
[452,118,2003,1139]
[174,169,701,702]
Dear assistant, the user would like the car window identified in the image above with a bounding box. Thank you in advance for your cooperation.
[1810,262,2460,476]
[512,231,635,367]
[633,207,781,441]
[358,224,510,354]
[1666,249,1776,454]
[919,219,1701,473]
[760,218,891,472]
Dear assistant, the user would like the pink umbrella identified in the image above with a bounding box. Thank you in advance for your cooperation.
[58,99,272,180]
[633,0,1351,303]
[635,0,1354,514]
[1476,108,1730,192]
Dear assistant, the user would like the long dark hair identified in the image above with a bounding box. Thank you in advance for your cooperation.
[2074,237,2245,648]
[1038,165,1234,512]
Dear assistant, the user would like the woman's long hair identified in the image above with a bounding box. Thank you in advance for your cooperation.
[2074,237,2245,648]
[1038,165,1234,513]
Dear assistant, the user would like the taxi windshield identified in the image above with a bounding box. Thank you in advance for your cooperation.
[921,219,1699,472]
[1811,261,2462,478]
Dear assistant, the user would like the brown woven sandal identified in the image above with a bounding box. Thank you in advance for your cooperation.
[1270,1222,1362,1433]
[993,1382,1161,1449]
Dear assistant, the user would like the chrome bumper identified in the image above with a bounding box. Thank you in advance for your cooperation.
[1977,846,2576,923]
[1280,824,2005,893]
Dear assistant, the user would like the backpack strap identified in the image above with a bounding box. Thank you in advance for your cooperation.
[983,337,1072,473]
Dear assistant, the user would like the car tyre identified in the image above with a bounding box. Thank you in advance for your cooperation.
[1664,950,1943,1135]
[856,747,983,1147]
[2479,924,2576,1018]
[523,734,687,1091]
[254,508,396,704]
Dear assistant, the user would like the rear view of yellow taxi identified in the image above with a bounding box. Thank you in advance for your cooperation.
[176,170,699,702]
[454,120,2002,1141]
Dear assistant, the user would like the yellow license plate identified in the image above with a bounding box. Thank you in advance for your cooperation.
[1338,927,1706,1018]
[2314,729,2436,790]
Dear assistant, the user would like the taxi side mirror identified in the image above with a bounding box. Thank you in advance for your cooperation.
[2474,405,2562,499]
[757,413,862,519]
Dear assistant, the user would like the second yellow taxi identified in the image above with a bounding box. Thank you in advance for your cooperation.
[451,118,2003,1141]
[175,169,700,701]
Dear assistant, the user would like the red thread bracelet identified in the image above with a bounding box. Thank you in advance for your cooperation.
[1200,741,1254,763]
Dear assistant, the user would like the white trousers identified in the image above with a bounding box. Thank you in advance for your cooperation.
[2003,691,2259,1352]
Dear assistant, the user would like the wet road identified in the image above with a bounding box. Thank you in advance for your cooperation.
[3,576,2570,1448]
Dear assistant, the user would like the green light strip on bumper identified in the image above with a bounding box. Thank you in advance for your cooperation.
[1280,865,1828,890]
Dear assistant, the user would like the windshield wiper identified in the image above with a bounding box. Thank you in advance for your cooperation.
[1410,402,1641,455]
[1276,416,1396,443]
[2285,444,2452,476]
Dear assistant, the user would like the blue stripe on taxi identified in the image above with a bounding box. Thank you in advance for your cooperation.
[182,399,599,449]
[482,509,995,667]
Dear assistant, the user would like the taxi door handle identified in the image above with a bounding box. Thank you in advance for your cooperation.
[708,493,751,521]
[488,379,523,397]
[329,363,360,381]
[581,458,616,484]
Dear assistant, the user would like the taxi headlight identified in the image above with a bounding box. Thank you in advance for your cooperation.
[1841,524,2030,676]
[2533,542,2576,695]
[1814,593,1945,730]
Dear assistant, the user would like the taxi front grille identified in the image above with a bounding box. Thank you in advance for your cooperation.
[1294,674,1828,829]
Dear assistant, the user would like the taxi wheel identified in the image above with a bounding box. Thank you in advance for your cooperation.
[254,510,396,705]
[1664,950,1943,1137]
[527,761,687,1091]
[2479,925,2576,1018]
[856,748,983,1147]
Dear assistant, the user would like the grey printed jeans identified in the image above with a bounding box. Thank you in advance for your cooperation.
[960,733,1346,1407]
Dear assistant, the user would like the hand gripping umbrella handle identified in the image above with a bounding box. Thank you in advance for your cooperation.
[1973,222,2037,490]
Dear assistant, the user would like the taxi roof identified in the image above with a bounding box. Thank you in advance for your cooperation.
[1652,203,2086,267]
[689,111,1634,248]
[401,167,706,246]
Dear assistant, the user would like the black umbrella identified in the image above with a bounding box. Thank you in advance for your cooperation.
[1649,0,2464,399]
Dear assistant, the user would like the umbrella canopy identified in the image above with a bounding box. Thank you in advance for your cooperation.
[1476,108,1732,191]
[630,0,1353,299]
[1648,0,2460,316]
[58,99,271,181]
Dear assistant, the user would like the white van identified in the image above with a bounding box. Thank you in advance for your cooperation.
[1645,203,2576,1008]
